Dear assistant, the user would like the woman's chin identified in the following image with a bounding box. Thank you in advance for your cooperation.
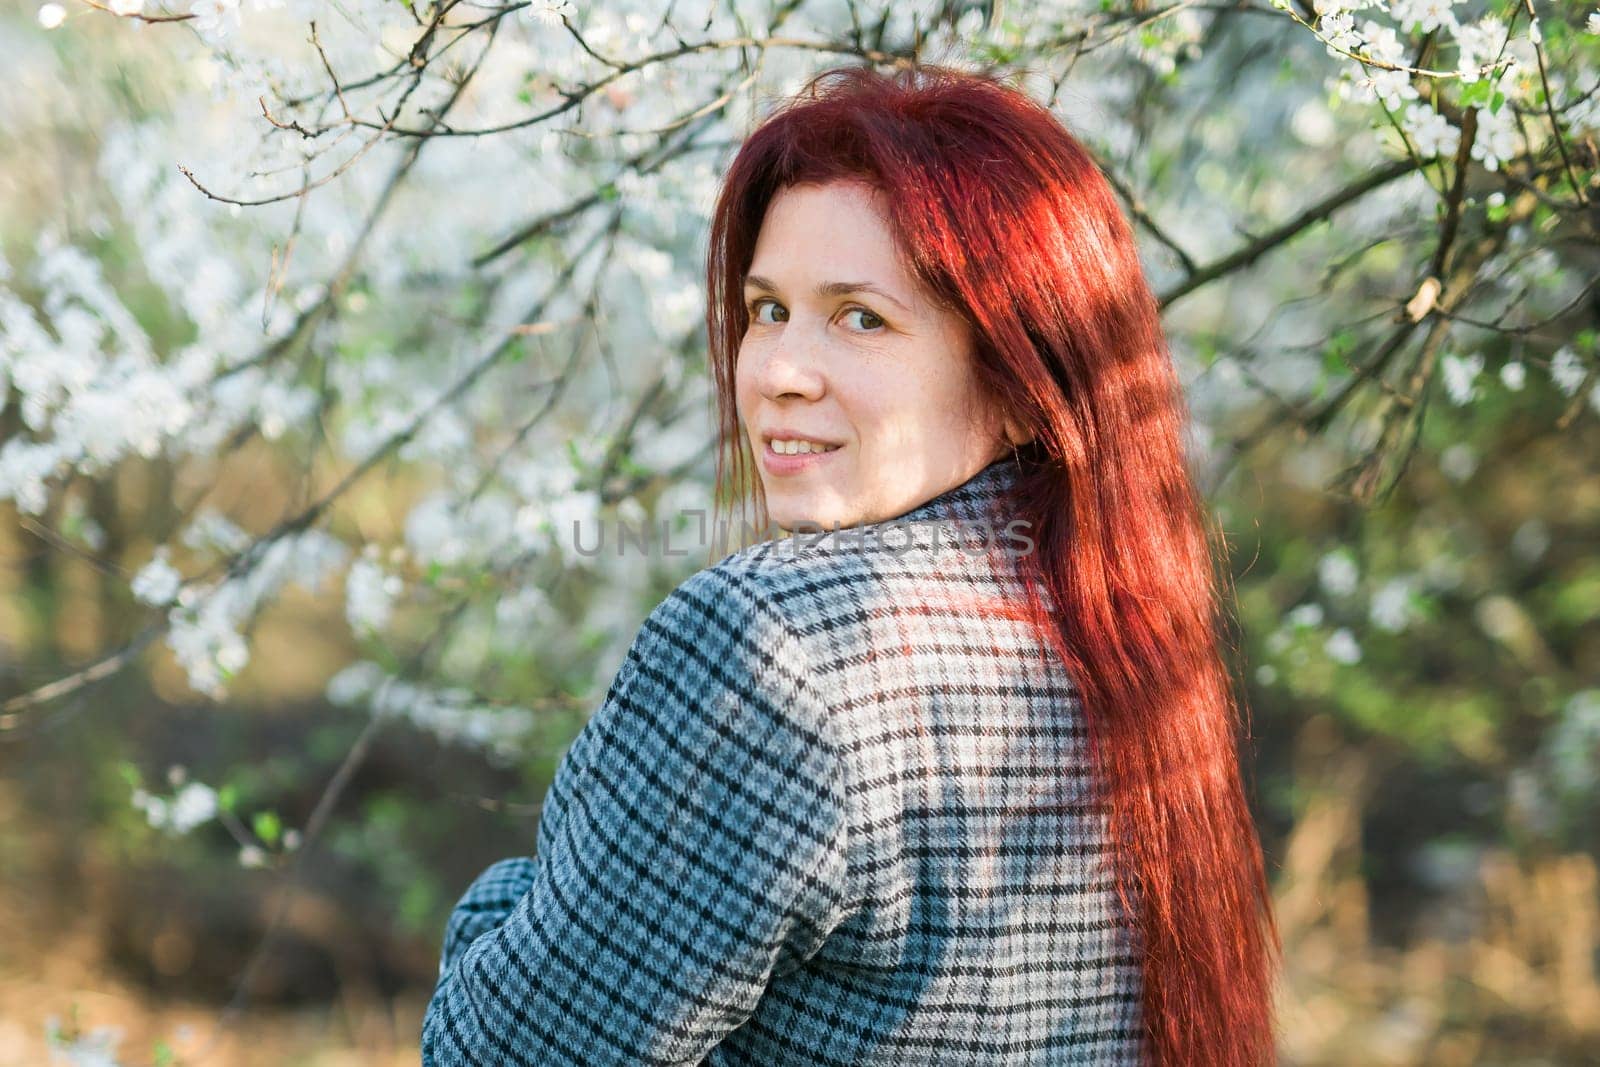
[769,507,846,535]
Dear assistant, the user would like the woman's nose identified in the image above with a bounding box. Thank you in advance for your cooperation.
[755,343,825,402]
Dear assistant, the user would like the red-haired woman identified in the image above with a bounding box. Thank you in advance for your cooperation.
[423,64,1280,1066]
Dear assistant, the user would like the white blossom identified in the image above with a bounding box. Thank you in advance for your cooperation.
[406,492,470,566]
[326,660,388,706]
[1359,20,1405,64]
[1470,104,1520,172]
[1347,21,1420,110]
[329,660,537,759]
[161,531,348,697]
[1319,10,1361,54]
[1456,17,1509,75]
[1331,20,1420,110]
[1500,361,1526,390]
[1402,103,1459,158]
[167,781,219,832]
[1324,627,1363,664]
[255,379,318,441]
[1548,346,1585,395]
[1287,602,1325,628]
[181,511,252,555]
[37,4,66,29]
[110,0,143,15]
[1588,11,1600,35]
[132,547,183,606]
[43,1017,124,1067]
[1440,442,1478,482]
[167,588,252,697]
[130,780,217,834]
[1441,351,1484,404]
[1369,577,1418,632]
[494,584,554,634]
[346,556,403,634]
[52,365,195,468]
[524,0,574,27]
[188,0,241,42]
[1390,0,1458,34]
[547,488,603,556]
[9,344,98,432]
[1318,550,1361,596]
[0,438,66,515]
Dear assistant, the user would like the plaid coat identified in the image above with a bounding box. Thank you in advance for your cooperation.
[421,456,1146,1065]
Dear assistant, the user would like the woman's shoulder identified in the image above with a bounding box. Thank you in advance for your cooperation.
[623,547,842,710]
[690,522,1016,629]
[639,552,809,665]
[690,530,892,614]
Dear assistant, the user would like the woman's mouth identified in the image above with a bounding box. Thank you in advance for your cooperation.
[762,437,843,475]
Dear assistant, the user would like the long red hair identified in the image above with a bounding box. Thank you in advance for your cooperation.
[702,63,1280,1065]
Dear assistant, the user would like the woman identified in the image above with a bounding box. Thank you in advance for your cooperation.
[422,64,1279,1066]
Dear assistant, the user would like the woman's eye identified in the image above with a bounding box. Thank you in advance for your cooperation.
[744,299,883,332]
[748,298,784,324]
[843,306,884,332]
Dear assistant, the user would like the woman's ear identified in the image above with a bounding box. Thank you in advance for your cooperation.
[1001,409,1034,448]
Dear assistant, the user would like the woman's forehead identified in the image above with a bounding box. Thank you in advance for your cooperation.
[748,184,919,300]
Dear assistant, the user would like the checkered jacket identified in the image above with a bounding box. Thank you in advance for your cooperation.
[421,457,1146,1065]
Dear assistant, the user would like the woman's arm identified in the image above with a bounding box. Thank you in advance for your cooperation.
[421,564,852,1067]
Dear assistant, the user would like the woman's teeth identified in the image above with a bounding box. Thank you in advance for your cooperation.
[770,440,841,455]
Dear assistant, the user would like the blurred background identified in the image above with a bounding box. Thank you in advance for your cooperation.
[1,0,1597,1064]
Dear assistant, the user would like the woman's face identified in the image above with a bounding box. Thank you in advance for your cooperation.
[735,179,1020,533]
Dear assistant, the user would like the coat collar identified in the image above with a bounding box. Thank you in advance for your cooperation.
[890,455,1022,527]
[780,455,1025,555]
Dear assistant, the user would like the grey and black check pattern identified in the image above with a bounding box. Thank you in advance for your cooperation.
[421,456,1146,1065]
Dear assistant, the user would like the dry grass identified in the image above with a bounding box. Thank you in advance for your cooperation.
[1273,718,1600,1066]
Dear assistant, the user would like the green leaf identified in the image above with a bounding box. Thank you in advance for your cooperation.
[117,761,143,790]
[253,810,282,847]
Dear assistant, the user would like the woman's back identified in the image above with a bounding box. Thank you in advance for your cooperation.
[702,456,1144,1064]
[421,457,1145,1066]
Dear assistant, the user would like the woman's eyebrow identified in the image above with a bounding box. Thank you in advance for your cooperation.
[743,274,910,313]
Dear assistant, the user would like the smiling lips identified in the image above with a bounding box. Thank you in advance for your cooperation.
[768,438,842,455]
[760,433,843,475]
[763,429,843,455]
